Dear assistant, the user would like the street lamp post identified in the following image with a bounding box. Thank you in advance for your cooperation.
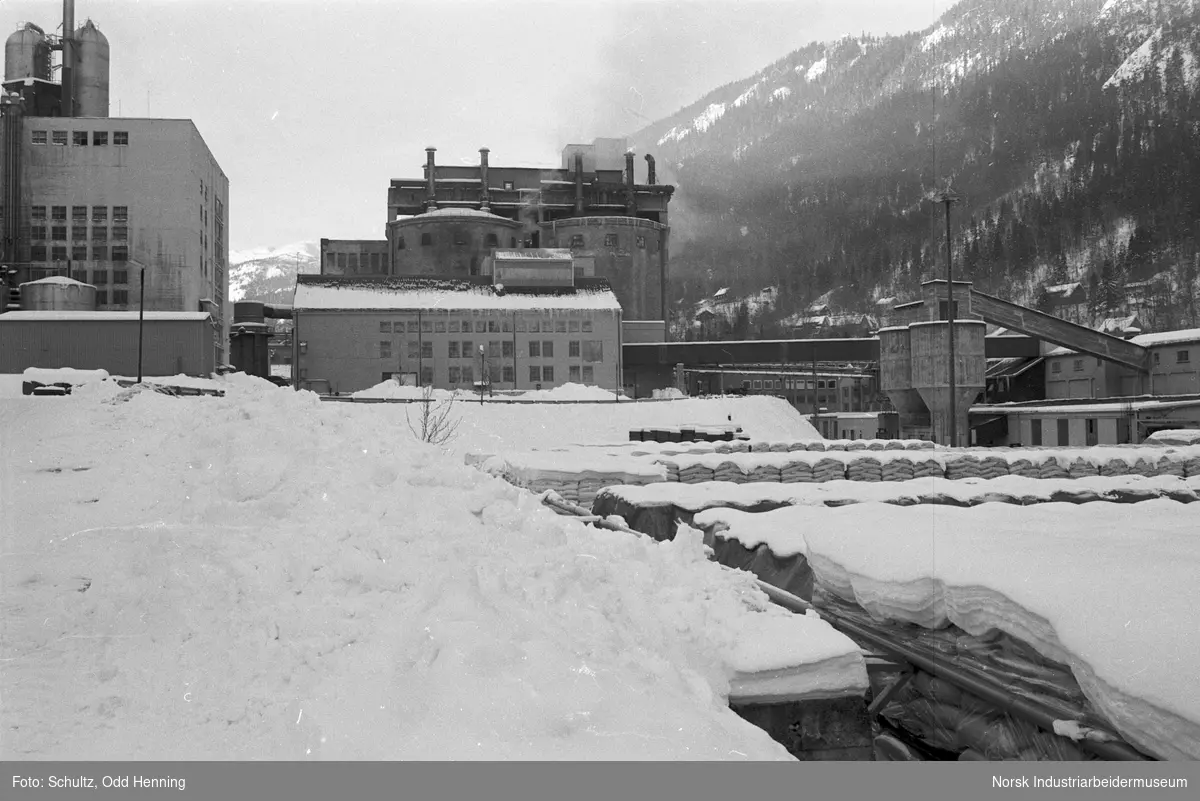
[137,266,146,383]
[935,189,960,447]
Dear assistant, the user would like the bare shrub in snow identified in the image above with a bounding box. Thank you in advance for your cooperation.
[406,384,462,445]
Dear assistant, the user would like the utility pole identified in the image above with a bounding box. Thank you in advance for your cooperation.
[936,189,960,447]
[137,266,146,382]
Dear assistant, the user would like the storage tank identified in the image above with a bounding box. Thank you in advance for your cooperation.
[19,276,98,311]
[73,20,109,117]
[4,24,52,82]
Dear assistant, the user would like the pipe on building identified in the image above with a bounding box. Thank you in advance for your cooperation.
[424,147,437,210]
[644,153,656,185]
[61,0,75,117]
[573,152,585,216]
[624,151,636,217]
[479,148,490,211]
[1,93,24,265]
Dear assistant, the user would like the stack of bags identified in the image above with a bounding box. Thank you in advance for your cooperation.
[826,441,848,451]
[749,464,783,482]
[905,440,935,450]
[813,457,847,482]
[846,441,868,451]
[527,478,580,503]
[978,455,1010,480]
[713,459,748,483]
[1066,458,1100,478]
[1007,457,1040,478]
[576,478,608,508]
[656,459,682,483]
[781,461,817,483]
[768,441,791,453]
[867,440,889,451]
[787,441,810,452]
[805,441,828,452]
[730,440,751,454]
[1099,458,1133,477]
[846,455,884,482]
[1037,456,1071,480]
[1157,454,1188,477]
[882,441,908,451]
[881,457,917,482]
[945,454,984,480]
[912,457,946,479]
[713,442,734,454]
[679,464,715,484]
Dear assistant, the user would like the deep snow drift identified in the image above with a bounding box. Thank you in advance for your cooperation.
[0,376,856,760]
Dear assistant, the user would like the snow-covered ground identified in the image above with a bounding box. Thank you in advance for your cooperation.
[0,376,860,760]
[696,501,1200,761]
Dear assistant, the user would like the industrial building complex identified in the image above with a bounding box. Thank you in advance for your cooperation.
[1,2,229,369]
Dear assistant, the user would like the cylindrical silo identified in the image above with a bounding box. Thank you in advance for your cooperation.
[73,20,109,117]
[19,276,98,311]
[4,24,52,82]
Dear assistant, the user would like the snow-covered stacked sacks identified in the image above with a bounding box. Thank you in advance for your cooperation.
[781,461,816,483]
[881,457,916,482]
[911,455,946,479]
[944,454,984,480]
[713,459,748,484]
[813,457,847,482]
[846,455,883,482]
[679,463,715,484]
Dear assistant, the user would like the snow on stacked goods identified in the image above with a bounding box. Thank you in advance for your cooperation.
[801,502,1200,761]
[480,452,667,504]
[1146,429,1200,446]
[0,375,877,761]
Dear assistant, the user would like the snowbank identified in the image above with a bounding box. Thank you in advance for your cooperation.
[800,501,1200,761]
[1146,429,1200,446]
[22,367,110,385]
[352,380,625,402]
[0,379,863,760]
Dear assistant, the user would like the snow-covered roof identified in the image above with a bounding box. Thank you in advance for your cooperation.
[971,397,1200,415]
[0,311,211,322]
[293,276,621,312]
[392,207,518,223]
[18,275,94,289]
[1047,326,1200,356]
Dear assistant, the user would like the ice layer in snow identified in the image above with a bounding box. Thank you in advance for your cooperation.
[799,501,1200,761]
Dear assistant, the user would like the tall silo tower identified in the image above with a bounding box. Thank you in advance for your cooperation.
[72,20,109,117]
[4,23,52,82]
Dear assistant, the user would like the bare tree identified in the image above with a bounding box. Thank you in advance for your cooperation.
[406,384,462,446]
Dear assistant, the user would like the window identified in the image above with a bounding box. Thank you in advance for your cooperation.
[529,341,540,357]
[421,341,433,359]
[515,317,526,332]
[776,380,783,389]
[92,245,108,260]
[112,246,128,262]
[95,290,107,305]
[113,270,127,284]
[71,245,88,260]
[1030,419,1043,447]
[474,321,486,333]
[408,341,419,358]
[420,367,433,386]
[604,234,618,247]
[51,225,67,240]
[93,131,108,146]
[529,320,540,333]
[582,365,594,384]
[31,206,47,220]
[529,366,541,383]
[51,245,67,261]
[1073,359,1084,372]
[448,366,461,384]
[542,340,554,358]
[461,365,473,384]
[72,225,88,242]
[113,206,128,222]
[435,321,446,333]
[73,131,88,146]
[583,340,603,363]
[485,233,498,247]
[379,321,391,333]
[554,320,567,333]
[570,234,585,248]
[488,341,501,358]
[72,206,87,222]
[92,269,108,284]
[503,181,514,190]
[569,365,581,382]
[29,245,47,262]
[461,340,473,356]
[92,207,107,222]
[448,341,460,359]
[817,380,826,389]
[420,233,433,246]
[487,320,499,333]
[108,226,130,242]
[380,341,392,359]
[114,131,129,146]
[348,253,359,272]
[1057,418,1069,446]
[30,225,47,240]
[421,320,433,333]
[52,131,67,146]
[502,340,513,358]
[52,206,67,221]
[1086,418,1098,447]
[1178,350,1191,364]
[1051,361,1062,374]
[396,236,406,250]
[636,235,646,249]
[568,320,580,333]
[502,365,514,383]
[501,317,512,333]
[32,130,47,145]
[542,366,554,382]
[111,289,128,305]
[742,380,752,390]
[753,380,762,390]
[569,340,580,358]
[1154,352,1161,365]
[448,321,460,334]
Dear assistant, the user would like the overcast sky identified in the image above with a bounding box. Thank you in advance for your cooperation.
[5,0,948,250]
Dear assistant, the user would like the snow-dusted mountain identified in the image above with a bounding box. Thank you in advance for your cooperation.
[228,241,320,304]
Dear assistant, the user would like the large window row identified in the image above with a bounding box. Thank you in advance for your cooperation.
[31,205,128,221]
[377,317,593,334]
[379,338,604,363]
[28,245,128,262]
[32,130,129,146]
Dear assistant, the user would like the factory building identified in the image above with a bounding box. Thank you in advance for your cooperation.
[321,138,674,324]
[1,3,230,366]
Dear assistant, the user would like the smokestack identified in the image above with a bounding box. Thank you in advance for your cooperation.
[624,151,636,217]
[479,148,490,211]
[61,0,75,116]
[644,154,656,185]
[424,147,437,210]
[573,152,584,216]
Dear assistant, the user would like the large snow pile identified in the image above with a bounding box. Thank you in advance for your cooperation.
[352,380,624,402]
[0,376,864,760]
[1146,429,1200,446]
[797,501,1200,761]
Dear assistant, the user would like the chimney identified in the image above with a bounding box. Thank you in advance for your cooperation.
[479,148,490,211]
[424,147,437,210]
[61,0,75,116]
[644,154,656,185]
[573,152,585,216]
[624,151,636,217]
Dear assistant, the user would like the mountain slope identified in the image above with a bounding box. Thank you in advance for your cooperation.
[229,241,319,305]
[632,0,1200,333]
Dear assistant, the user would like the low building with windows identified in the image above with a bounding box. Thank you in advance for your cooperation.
[291,264,622,394]
[1044,327,1199,399]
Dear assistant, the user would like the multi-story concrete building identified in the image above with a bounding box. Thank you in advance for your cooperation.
[292,254,622,394]
[1,14,230,365]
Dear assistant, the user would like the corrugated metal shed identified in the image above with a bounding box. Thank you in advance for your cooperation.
[0,313,216,376]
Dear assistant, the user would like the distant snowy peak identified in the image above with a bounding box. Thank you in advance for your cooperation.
[229,240,320,303]
[1104,27,1200,89]
[230,241,320,267]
